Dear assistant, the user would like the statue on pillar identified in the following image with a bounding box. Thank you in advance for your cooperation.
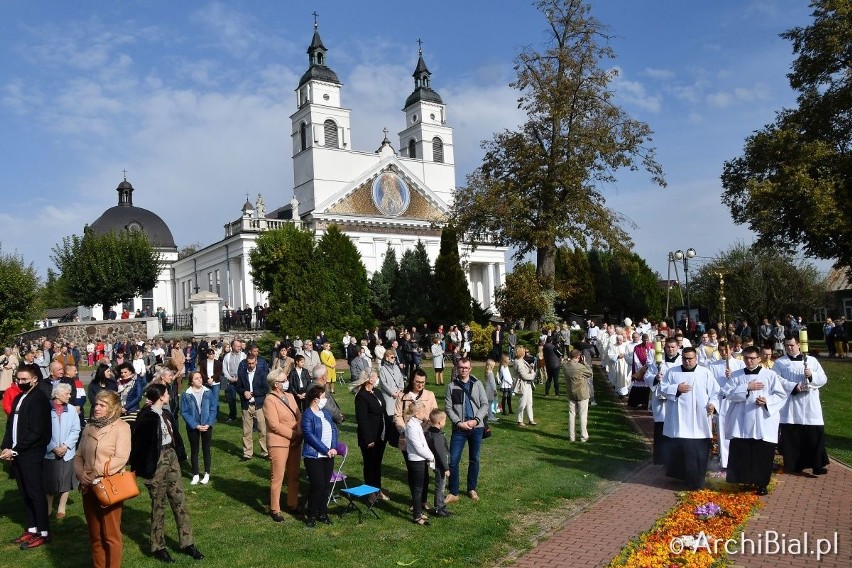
[256,194,266,218]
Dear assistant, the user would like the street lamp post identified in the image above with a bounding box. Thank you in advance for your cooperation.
[674,248,696,333]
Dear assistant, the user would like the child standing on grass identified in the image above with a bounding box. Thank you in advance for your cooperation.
[425,408,453,518]
[404,400,434,525]
[499,355,514,416]
[484,359,499,421]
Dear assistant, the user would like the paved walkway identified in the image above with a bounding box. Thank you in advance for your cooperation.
[514,401,852,567]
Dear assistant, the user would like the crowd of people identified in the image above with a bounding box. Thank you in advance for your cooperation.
[0,313,840,565]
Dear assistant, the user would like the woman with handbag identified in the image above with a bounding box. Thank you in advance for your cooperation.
[74,390,131,568]
[514,346,538,427]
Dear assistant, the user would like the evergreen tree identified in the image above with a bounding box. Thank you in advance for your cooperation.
[588,249,611,313]
[494,262,547,326]
[433,225,473,325]
[41,268,71,309]
[315,225,374,334]
[370,246,399,323]
[396,241,436,325]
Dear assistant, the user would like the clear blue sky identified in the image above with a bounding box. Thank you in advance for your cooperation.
[0,0,823,280]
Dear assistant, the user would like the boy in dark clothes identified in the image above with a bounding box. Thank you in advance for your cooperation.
[425,408,453,517]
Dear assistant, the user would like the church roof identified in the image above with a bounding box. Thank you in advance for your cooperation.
[298,26,341,87]
[89,179,177,250]
[404,52,443,108]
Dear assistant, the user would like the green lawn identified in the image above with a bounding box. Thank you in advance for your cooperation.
[0,366,649,567]
[819,359,852,466]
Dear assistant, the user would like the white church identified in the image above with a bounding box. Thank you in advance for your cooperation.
[88,23,507,320]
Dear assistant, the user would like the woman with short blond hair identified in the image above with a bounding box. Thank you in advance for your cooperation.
[264,369,302,522]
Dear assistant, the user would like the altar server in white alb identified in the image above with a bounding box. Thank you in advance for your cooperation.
[607,333,631,399]
[774,335,829,475]
[708,340,745,469]
[643,336,681,465]
[722,346,787,495]
[661,347,720,490]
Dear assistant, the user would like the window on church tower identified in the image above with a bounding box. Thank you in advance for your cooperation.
[300,122,307,151]
[408,139,416,159]
[432,137,444,163]
[324,119,338,148]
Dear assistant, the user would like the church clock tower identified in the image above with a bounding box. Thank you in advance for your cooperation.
[290,17,352,214]
[398,44,455,206]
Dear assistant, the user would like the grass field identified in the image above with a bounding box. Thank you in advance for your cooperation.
[818,359,852,465]
[0,366,649,568]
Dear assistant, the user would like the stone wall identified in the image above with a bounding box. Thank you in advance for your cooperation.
[18,319,160,346]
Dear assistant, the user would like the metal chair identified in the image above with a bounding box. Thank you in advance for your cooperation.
[328,442,349,505]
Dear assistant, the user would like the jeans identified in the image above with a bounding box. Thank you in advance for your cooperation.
[225,383,237,420]
[433,470,447,510]
[186,427,212,475]
[449,427,484,496]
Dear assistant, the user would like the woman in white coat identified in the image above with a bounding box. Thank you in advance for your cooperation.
[513,346,538,427]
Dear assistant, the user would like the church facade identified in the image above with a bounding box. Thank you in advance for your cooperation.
[95,24,507,321]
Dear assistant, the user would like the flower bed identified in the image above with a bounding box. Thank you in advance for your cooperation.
[607,489,762,568]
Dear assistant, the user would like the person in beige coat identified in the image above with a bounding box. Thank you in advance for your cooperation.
[263,369,303,522]
[562,349,592,442]
[394,369,438,453]
[74,390,132,568]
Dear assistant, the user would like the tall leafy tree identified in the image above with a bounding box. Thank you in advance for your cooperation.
[689,243,826,328]
[0,247,40,341]
[721,0,852,272]
[433,225,473,325]
[396,241,436,325]
[554,246,594,316]
[452,0,664,289]
[52,229,160,319]
[315,226,374,333]
[41,268,71,309]
[370,246,399,323]
[494,262,548,326]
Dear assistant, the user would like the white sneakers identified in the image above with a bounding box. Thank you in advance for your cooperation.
[201,473,210,485]
[190,474,200,485]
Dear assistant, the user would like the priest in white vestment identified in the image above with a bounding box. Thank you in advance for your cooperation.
[722,346,787,495]
[709,341,745,469]
[661,347,720,489]
[643,336,681,465]
[774,335,829,475]
[607,334,631,398]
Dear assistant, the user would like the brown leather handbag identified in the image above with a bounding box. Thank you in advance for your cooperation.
[93,460,140,507]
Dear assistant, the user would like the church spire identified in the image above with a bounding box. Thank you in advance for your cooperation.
[404,40,443,109]
[116,174,134,207]
[299,13,340,88]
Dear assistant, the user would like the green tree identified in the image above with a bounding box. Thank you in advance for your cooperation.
[396,241,436,325]
[433,225,473,325]
[689,243,826,329]
[0,247,40,341]
[721,0,852,272]
[494,263,548,327]
[52,229,160,319]
[314,226,374,334]
[370,246,399,323]
[588,249,611,313]
[249,224,321,337]
[554,246,594,317]
[587,248,661,320]
[41,268,71,309]
[452,0,664,289]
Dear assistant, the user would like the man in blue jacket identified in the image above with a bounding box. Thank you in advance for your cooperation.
[237,355,269,461]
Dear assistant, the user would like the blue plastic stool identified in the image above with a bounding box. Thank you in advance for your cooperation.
[339,484,380,523]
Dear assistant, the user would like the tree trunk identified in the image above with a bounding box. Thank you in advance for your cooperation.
[533,245,557,331]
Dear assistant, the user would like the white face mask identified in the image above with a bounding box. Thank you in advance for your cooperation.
[318,397,328,410]
[281,381,289,391]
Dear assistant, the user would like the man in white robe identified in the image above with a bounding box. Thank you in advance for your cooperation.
[774,335,829,475]
[661,347,720,489]
[643,337,681,465]
[709,341,745,469]
[607,333,631,398]
[722,346,787,495]
[697,330,720,367]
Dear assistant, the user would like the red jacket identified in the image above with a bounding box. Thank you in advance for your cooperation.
[3,383,22,416]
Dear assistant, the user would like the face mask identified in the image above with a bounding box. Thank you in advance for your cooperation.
[18,381,33,392]
[318,398,328,410]
[281,381,289,391]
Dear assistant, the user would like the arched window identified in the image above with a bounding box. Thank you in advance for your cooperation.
[432,137,444,163]
[324,119,338,148]
[300,122,307,151]
[408,139,416,159]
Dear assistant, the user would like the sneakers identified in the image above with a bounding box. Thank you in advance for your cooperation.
[190,474,200,485]
[19,534,50,549]
[468,490,480,501]
[444,494,460,504]
[200,473,210,484]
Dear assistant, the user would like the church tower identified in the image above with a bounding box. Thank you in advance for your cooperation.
[290,17,352,214]
[398,44,455,206]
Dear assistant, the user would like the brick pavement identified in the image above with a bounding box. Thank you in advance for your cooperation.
[513,400,852,567]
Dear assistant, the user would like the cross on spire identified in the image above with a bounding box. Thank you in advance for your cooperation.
[122,169,128,181]
[312,11,319,29]
[383,127,389,139]
[417,38,423,54]
[245,192,250,202]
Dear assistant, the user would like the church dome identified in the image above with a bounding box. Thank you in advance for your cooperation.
[89,179,177,250]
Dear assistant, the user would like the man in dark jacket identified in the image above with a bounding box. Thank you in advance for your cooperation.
[237,355,269,460]
[1,364,52,549]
